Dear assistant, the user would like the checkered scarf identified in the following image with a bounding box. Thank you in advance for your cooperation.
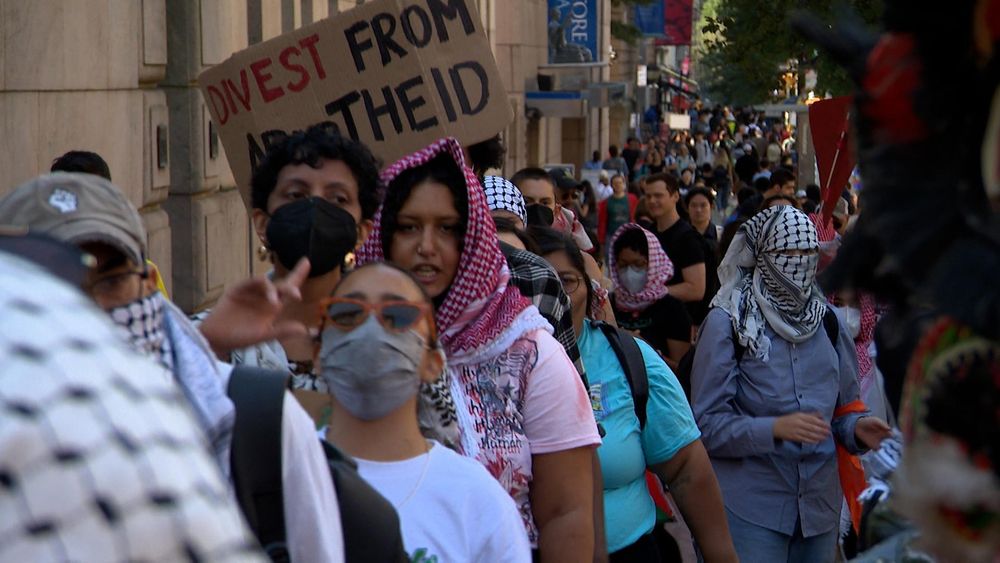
[712,206,827,360]
[109,291,173,371]
[358,138,548,364]
[608,223,674,312]
[483,175,527,226]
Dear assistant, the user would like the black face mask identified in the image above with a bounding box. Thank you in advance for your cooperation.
[266,197,358,278]
[525,203,554,227]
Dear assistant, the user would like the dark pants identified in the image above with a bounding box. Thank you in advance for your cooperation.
[609,533,661,563]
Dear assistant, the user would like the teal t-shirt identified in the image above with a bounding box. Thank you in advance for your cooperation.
[578,321,701,553]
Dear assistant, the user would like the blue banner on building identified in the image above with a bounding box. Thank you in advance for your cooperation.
[634,2,665,37]
[547,0,599,64]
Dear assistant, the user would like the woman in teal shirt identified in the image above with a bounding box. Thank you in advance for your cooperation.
[531,227,737,562]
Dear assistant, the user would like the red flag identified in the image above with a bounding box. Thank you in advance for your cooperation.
[654,0,693,46]
[809,96,855,225]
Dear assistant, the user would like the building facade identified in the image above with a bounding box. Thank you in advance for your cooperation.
[0,0,614,311]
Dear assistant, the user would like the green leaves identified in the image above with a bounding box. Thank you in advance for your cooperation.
[696,0,882,104]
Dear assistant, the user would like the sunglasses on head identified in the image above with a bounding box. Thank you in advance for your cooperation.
[319,297,437,341]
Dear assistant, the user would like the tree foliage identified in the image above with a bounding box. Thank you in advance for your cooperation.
[698,0,883,105]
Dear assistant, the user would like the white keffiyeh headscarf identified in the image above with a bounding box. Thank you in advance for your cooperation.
[711,205,827,360]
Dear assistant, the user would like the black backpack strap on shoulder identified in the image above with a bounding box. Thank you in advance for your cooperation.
[596,321,649,429]
[322,441,410,562]
[228,365,290,562]
[823,306,840,347]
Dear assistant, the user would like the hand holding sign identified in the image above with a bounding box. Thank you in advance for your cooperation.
[198,0,512,207]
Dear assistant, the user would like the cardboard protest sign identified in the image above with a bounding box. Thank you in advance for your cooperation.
[198,0,513,205]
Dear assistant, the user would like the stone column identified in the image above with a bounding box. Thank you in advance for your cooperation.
[162,0,250,312]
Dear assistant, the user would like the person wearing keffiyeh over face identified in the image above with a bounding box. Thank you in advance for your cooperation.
[690,205,891,563]
[357,138,602,561]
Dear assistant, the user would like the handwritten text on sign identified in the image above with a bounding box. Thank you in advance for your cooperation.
[198,0,512,204]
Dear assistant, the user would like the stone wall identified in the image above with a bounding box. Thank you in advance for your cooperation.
[0,0,599,311]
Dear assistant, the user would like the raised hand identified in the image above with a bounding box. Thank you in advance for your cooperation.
[199,257,311,358]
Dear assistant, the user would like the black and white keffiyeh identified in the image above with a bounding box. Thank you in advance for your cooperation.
[109,291,173,371]
[711,205,827,360]
[483,175,527,226]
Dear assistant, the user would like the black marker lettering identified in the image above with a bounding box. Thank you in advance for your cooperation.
[430,67,458,122]
[362,86,403,141]
[372,12,408,66]
[395,76,438,131]
[426,0,475,42]
[449,61,489,115]
[325,91,363,141]
[401,5,433,48]
[345,20,373,72]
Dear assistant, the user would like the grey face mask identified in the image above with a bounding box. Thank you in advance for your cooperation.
[319,315,427,421]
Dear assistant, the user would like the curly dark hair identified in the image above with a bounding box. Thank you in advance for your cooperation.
[250,122,381,220]
[380,153,469,260]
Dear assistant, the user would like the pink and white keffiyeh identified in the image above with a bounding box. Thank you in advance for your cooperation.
[356,137,549,362]
[608,223,674,312]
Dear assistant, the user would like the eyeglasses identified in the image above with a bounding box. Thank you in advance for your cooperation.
[558,273,583,294]
[319,297,436,341]
[85,269,148,299]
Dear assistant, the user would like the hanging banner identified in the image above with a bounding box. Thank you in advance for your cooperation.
[547,0,600,64]
[659,0,693,45]
[198,0,513,204]
[634,1,665,37]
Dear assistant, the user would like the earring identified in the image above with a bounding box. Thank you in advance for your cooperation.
[257,245,270,262]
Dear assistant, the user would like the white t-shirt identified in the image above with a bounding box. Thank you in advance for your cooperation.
[356,442,531,563]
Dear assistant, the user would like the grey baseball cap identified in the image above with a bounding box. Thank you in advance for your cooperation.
[0,172,146,265]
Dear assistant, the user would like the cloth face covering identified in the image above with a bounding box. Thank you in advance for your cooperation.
[109,291,173,371]
[608,223,674,312]
[266,196,358,277]
[320,315,426,421]
[712,205,827,360]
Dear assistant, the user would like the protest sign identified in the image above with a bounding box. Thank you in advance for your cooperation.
[198,0,513,204]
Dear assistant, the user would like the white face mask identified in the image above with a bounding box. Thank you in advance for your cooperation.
[619,266,648,294]
[840,306,862,339]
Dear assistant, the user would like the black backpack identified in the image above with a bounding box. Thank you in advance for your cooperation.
[227,366,408,562]
[594,321,649,429]
[674,307,840,400]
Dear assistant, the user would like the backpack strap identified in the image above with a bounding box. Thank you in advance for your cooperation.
[823,306,840,347]
[596,321,649,429]
[228,365,290,561]
[322,441,410,562]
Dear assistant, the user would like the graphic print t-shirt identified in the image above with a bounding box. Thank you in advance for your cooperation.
[452,329,601,544]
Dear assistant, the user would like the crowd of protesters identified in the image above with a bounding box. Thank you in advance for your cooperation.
[1,104,950,563]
